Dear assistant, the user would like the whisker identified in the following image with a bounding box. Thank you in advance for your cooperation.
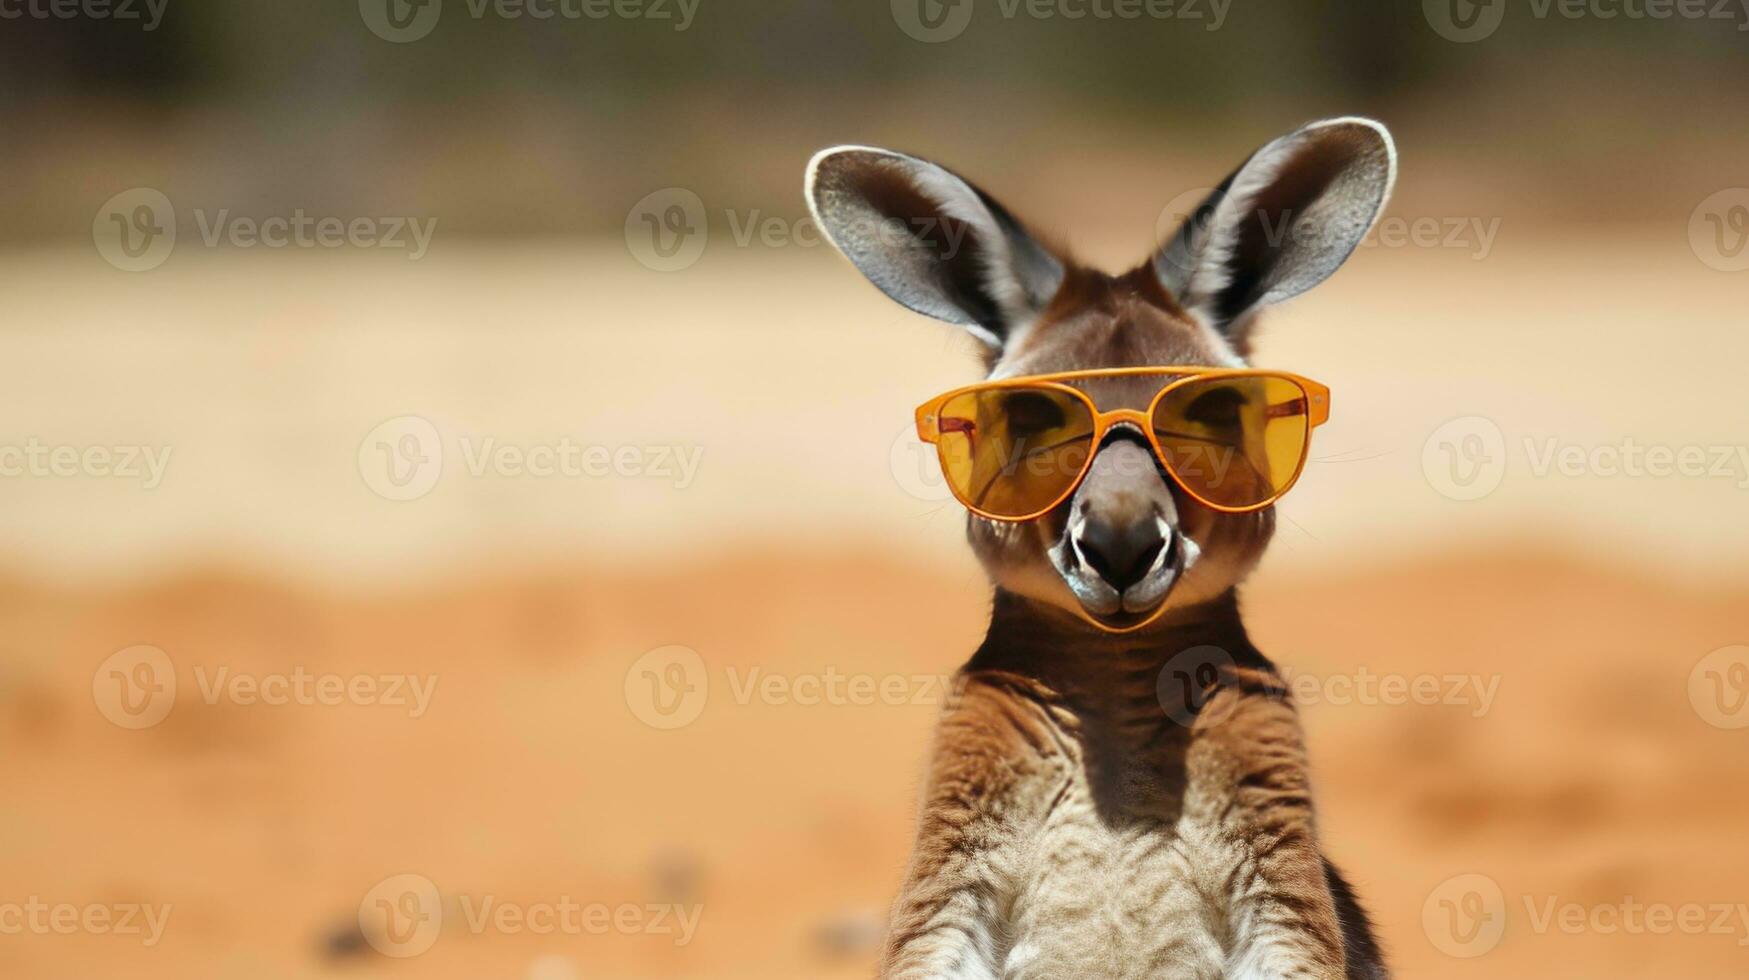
[1279,512,1321,542]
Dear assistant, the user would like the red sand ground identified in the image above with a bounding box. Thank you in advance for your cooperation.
[2,547,1747,978]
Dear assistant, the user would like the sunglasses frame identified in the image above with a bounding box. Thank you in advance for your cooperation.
[914,366,1331,522]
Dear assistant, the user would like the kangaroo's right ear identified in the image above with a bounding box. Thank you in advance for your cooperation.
[1155,118,1397,352]
[805,146,1064,350]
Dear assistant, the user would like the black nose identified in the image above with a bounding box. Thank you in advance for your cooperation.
[1074,514,1167,591]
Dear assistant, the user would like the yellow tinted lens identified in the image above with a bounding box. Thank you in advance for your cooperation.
[936,387,1095,518]
[1151,375,1310,509]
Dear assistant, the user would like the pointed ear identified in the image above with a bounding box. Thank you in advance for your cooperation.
[805,146,1065,350]
[1155,117,1396,350]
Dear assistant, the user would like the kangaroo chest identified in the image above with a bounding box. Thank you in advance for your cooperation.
[996,707,1243,980]
[882,656,1345,980]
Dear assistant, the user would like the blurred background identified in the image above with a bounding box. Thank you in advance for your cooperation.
[3,1,1748,977]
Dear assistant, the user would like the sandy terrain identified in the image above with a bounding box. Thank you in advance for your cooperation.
[2,231,1746,978]
[2,226,1747,587]
[2,546,1747,979]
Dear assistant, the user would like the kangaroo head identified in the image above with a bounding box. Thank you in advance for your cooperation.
[807,118,1395,632]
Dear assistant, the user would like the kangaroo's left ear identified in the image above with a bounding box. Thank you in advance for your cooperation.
[1156,117,1396,352]
[806,146,1064,351]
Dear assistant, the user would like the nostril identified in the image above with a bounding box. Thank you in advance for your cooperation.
[1074,516,1166,591]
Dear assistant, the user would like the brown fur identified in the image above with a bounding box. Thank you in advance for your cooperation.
[884,260,1385,980]
[806,126,1397,978]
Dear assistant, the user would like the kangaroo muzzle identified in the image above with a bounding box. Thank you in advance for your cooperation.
[1051,430,1198,628]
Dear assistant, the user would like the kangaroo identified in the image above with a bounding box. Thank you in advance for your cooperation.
[804,118,1397,979]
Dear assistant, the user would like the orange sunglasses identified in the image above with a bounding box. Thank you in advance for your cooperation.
[914,367,1330,522]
